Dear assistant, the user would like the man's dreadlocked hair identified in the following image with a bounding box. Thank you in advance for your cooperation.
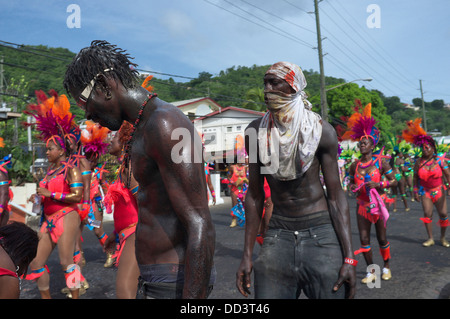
[64,40,140,96]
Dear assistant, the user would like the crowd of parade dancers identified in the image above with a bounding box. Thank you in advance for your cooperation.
[0,86,449,298]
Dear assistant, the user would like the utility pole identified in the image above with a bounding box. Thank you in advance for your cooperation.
[419,79,427,132]
[314,0,328,121]
[0,55,4,107]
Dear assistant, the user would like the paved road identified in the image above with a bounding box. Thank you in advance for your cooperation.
[19,193,450,299]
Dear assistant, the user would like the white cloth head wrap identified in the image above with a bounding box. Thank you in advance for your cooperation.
[258,62,323,180]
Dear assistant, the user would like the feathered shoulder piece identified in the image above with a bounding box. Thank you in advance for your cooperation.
[24,90,76,146]
[341,100,380,145]
[401,118,433,147]
[80,121,110,158]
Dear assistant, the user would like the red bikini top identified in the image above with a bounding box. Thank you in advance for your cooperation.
[418,159,443,189]
[39,171,77,216]
[354,160,382,201]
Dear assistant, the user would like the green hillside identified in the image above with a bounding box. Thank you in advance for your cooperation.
[0,43,449,183]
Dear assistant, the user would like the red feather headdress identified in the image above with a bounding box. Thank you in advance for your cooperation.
[80,121,110,159]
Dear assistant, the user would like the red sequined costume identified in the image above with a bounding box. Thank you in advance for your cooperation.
[354,161,387,224]
[417,159,447,203]
[39,168,79,244]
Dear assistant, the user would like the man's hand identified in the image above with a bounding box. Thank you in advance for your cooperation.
[236,259,253,297]
[333,263,356,299]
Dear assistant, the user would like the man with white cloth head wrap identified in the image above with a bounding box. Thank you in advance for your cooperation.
[236,62,356,299]
[258,62,322,179]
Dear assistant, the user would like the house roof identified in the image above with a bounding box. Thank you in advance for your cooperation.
[172,97,222,109]
[0,109,21,122]
[193,106,265,122]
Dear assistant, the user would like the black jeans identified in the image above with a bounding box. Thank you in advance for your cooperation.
[137,263,216,299]
[254,222,345,299]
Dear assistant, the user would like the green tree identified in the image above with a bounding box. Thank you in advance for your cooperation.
[243,87,265,112]
[1,75,33,185]
[430,99,444,110]
[325,83,392,140]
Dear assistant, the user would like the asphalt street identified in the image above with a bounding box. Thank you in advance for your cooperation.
[19,192,450,300]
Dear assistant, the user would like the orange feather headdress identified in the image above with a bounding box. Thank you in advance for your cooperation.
[401,118,433,147]
[341,100,380,145]
[80,121,110,159]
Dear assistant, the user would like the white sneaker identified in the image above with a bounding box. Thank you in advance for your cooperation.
[361,272,376,284]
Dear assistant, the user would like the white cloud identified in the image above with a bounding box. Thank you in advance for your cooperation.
[160,11,194,38]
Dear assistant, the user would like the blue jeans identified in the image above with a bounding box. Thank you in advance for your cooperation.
[254,222,345,299]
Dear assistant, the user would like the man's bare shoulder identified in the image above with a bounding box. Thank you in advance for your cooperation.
[146,98,192,135]
[142,98,198,159]
[318,121,338,152]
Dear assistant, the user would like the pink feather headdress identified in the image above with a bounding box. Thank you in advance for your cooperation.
[24,90,77,149]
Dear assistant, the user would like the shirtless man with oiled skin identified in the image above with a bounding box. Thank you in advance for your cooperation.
[64,40,215,299]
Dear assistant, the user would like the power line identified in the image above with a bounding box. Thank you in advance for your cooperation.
[203,0,315,49]
[319,6,411,96]
[282,0,312,15]
[136,68,196,80]
[281,0,417,99]
[330,2,418,89]
[222,0,315,48]
[326,2,417,90]
[240,0,374,90]
[0,43,70,62]
[239,0,316,34]
[150,77,265,106]
[0,39,265,104]
[0,40,75,59]
[281,0,391,93]
[0,61,62,77]
[204,0,378,96]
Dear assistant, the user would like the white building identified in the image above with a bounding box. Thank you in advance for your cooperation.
[171,97,265,204]
[172,97,222,120]
[193,106,265,162]
[190,105,265,205]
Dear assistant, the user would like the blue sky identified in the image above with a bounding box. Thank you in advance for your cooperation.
[0,0,449,104]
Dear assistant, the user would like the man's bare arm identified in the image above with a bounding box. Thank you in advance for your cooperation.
[318,122,356,298]
[236,121,265,297]
[150,112,215,299]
